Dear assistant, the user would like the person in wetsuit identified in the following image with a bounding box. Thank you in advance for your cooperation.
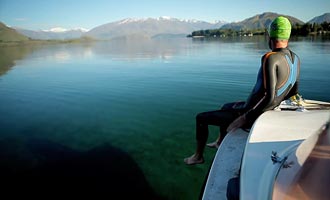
[184,16,300,165]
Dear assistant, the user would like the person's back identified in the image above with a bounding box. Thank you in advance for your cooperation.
[184,16,300,165]
[243,47,300,124]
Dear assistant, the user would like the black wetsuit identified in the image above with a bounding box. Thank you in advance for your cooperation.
[196,48,300,144]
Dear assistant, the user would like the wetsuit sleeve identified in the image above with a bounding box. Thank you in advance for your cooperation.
[285,81,299,98]
[245,53,277,121]
[284,56,300,98]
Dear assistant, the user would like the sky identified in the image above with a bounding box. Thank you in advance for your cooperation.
[0,0,329,30]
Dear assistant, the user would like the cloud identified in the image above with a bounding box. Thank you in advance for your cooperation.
[42,27,89,32]
[14,18,28,21]
[43,27,68,32]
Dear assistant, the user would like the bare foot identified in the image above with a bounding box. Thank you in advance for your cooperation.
[206,141,220,148]
[184,154,204,165]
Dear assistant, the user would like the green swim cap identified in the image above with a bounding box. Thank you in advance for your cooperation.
[269,16,291,40]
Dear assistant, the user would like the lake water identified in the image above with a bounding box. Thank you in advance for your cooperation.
[0,36,330,199]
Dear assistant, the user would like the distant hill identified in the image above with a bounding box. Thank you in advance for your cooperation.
[308,13,330,24]
[0,22,30,42]
[15,27,87,40]
[221,12,304,31]
[85,17,227,40]
[3,12,329,42]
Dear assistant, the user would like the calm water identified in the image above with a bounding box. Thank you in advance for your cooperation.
[0,36,330,199]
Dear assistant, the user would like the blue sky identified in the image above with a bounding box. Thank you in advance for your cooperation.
[0,0,329,30]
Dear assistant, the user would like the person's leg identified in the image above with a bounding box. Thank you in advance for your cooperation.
[184,110,240,165]
[207,102,246,148]
[184,111,212,164]
[206,124,229,148]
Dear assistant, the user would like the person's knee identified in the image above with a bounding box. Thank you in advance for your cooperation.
[196,112,207,122]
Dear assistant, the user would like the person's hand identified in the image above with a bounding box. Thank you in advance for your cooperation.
[232,101,244,109]
[227,114,246,133]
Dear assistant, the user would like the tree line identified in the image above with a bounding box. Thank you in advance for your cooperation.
[188,22,330,38]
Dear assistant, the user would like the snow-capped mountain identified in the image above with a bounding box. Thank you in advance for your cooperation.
[15,27,88,40]
[13,17,227,40]
[85,17,227,39]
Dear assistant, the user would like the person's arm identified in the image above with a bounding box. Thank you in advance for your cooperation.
[285,56,300,98]
[285,81,299,98]
[244,53,277,121]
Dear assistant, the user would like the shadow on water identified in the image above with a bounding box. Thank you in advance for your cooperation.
[0,137,163,199]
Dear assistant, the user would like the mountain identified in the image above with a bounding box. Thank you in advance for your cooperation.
[221,12,304,31]
[85,17,227,39]
[308,13,330,24]
[0,22,30,42]
[15,27,88,40]
[6,12,327,42]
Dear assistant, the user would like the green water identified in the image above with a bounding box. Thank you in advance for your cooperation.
[0,36,329,199]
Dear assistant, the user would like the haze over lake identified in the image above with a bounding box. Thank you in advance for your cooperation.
[0,36,329,199]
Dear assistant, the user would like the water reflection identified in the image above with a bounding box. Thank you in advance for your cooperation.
[92,39,187,61]
[3,36,329,76]
[0,44,95,75]
[0,38,192,75]
[28,43,95,62]
[0,45,40,76]
[0,36,269,76]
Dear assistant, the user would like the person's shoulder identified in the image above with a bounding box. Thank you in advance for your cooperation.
[280,49,300,62]
[263,51,276,57]
[261,51,288,68]
[289,50,300,60]
[262,51,279,62]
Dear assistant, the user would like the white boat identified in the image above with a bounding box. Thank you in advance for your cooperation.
[201,99,330,200]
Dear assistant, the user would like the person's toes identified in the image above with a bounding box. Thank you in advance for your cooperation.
[184,156,204,165]
[207,142,219,148]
